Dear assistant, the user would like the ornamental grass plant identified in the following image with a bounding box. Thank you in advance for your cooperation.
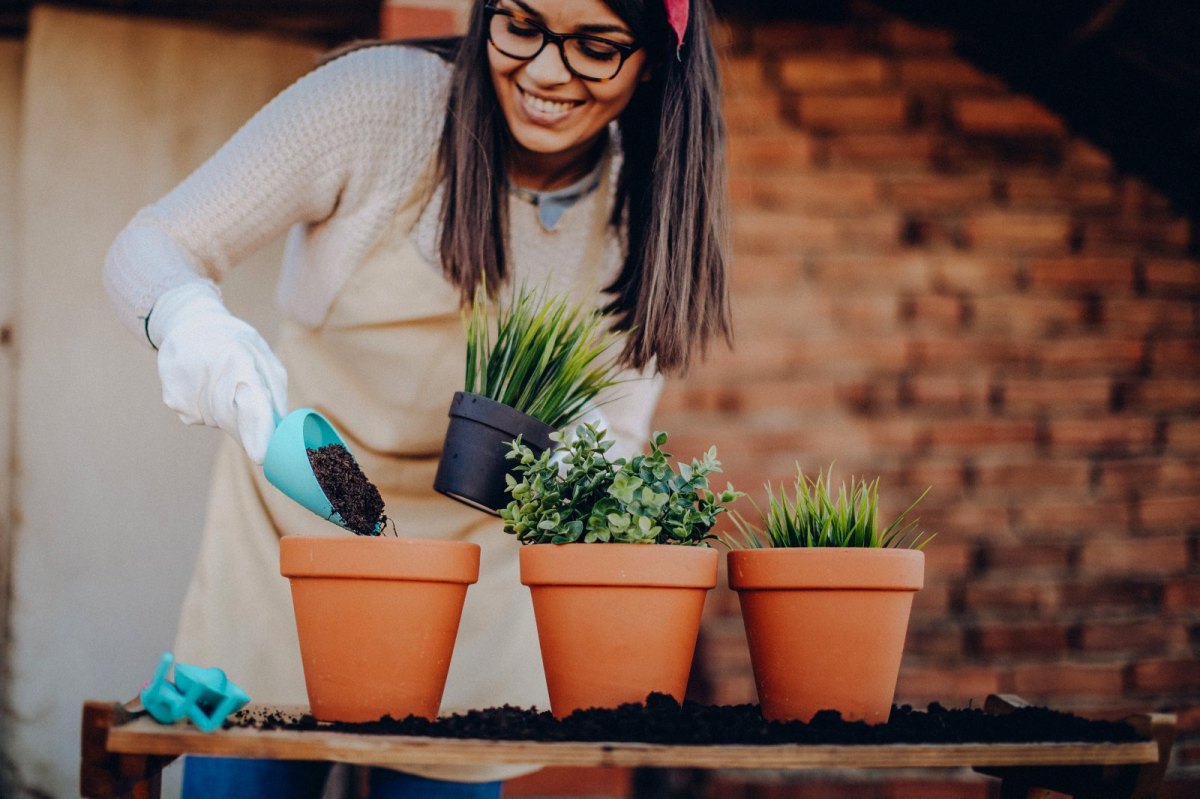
[501,423,742,545]
[464,285,624,429]
[727,464,934,550]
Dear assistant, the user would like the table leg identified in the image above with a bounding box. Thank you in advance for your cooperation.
[81,701,177,799]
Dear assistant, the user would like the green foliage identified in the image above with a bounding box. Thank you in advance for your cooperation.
[464,284,623,429]
[725,464,935,550]
[500,423,743,546]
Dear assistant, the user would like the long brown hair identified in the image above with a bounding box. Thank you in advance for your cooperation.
[329,1,731,373]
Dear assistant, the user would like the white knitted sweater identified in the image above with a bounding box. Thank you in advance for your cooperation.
[103,44,662,447]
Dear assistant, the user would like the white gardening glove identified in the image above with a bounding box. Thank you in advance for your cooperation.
[148,281,288,464]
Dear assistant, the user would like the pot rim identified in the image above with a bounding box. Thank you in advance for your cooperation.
[520,542,719,588]
[280,535,480,583]
[728,547,924,591]
[448,391,555,450]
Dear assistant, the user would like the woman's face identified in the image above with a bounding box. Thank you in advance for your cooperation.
[488,0,648,172]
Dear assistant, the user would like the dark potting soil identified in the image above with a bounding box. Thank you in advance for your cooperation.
[227,693,1143,745]
[307,444,387,536]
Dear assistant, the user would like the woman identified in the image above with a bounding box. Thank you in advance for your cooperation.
[104,0,730,796]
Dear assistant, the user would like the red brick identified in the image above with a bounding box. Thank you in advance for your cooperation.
[980,542,1075,574]
[901,294,968,331]
[749,21,862,53]
[728,253,804,291]
[1164,578,1200,611]
[972,460,1091,494]
[911,583,951,614]
[1064,140,1114,175]
[1131,658,1200,693]
[720,55,771,96]
[953,97,1067,136]
[1079,618,1190,655]
[922,419,1038,449]
[723,94,784,133]
[928,258,1022,295]
[1150,340,1200,373]
[733,210,840,254]
[1080,216,1192,256]
[796,93,910,131]
[1079,537,1190,576]
[1137,495,1200,530]
[825,131,936,168]
[380,5,458,38]
[1005,175,1118,210]
[1036,339,1145,374]
[1145,258,1200,294]
[897,57,1002,89]
[1027,256,1136,292]
[1132,380,1200,412]
[1012,663,1125,697]
[963,580,1063,613]
[964,211,1073,253]
[909,335,1035,370]
[906,624,965,659]
[808,254,927,294]
[1060,579,1162,611]
[971,621,1070,657]
[505,767,630,798]
[730,172,880,213]
[1167,420,1200,453]
[1018,499,1130,535]
[880,19,956,53]
[778,54,889,91]
[902,375,988,411]
[727,131,816,173]
[1097,458,1200,497]
[1102,298,1195,335]
[894,665,1005,705]
[1000,378,1114,413]
[886,174,994,210]
[1045,417,1157,454]
[920,540,973,579]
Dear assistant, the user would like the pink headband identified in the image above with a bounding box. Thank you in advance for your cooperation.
[666,0,689,53]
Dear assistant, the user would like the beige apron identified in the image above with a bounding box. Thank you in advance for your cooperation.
[174,153,614,782]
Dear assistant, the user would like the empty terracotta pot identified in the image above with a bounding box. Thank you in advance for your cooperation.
[520,543,719,718]
[728,548,924,724]
[280,536,480,722]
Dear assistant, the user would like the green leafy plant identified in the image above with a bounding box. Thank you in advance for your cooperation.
[726,464,935,550]
[500,423,743,546]
[464,285,624,429]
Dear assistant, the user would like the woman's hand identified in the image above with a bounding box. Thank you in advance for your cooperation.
[149,282,288,464]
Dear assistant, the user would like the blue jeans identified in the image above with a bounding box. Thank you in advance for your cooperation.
[181,756,504,799]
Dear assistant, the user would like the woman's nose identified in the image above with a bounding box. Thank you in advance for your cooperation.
[523,40,573,85]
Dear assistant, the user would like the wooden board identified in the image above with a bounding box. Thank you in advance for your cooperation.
[105,710,1160,771]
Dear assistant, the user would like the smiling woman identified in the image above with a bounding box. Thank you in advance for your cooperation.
[102,0,729,797]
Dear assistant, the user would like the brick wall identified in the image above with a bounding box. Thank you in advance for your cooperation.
[376,2,1197,796]
[646,6,1200,797]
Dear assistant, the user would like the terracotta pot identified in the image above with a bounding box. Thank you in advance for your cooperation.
[520,543,719,718]
[728,548,924,724]
[434,391,556,515]
[280,536,480,722]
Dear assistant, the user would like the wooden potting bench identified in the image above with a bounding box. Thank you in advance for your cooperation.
[80,694,1177,799]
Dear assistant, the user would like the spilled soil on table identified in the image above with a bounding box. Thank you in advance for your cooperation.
[227,693,1143,744]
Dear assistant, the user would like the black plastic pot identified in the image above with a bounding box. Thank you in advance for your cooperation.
[434,391,557,515]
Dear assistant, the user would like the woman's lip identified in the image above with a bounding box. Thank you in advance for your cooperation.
[518,85,584,105]
[516,85,584,123]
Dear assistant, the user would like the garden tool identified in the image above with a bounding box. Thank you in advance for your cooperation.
[136,651,250,733]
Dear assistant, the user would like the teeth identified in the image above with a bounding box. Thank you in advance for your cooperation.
[524,92,575,115]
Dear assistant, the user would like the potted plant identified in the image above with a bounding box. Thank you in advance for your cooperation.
[725,465,934,724]
[502,423,742,718]
[434,286,624,514]
[273,415,481,723]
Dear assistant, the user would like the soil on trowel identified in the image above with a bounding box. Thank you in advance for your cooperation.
[307,444,387,536]
[227,693,1143,745]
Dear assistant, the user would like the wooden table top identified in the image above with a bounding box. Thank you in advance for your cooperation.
[104,704,1161,771]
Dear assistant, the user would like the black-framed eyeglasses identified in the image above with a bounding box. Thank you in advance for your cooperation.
[484,4,641,82]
